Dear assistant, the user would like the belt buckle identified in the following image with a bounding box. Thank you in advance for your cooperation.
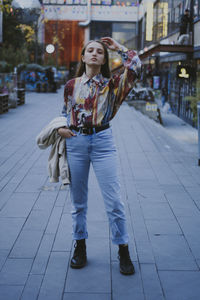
[81,127,93,135]
[82,128,88,135]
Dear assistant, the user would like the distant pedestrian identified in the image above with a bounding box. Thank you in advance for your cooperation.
[161,86,168,107]
[177,9,193,45]
[57,37,141,275]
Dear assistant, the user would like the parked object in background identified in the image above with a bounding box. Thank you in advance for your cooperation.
[0,93,9,114]
[126,87,161,123]
[0,73,18,109]
[127,87,155,102]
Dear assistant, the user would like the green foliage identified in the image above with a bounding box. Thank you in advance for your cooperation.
[0,45,29,72]
[0,0,40,69]
[184,76,200,126]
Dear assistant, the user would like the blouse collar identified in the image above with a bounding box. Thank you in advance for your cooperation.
[81,72,104,85]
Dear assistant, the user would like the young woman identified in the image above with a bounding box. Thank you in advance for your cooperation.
[58,37,141,275]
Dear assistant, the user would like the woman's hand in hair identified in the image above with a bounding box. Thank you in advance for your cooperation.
[57,127,76,138]
[100,37,124,52]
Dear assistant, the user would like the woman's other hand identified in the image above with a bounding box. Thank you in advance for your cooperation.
[100,37,123,52]
[57,128,76,138]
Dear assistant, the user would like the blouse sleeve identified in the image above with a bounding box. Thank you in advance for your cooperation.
[111,49,141,116]
[61,79,74,123]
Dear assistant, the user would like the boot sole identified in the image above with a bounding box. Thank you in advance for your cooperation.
[120,268,135,275]
[70,261,87,269]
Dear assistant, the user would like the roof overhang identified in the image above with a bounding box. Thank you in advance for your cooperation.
[139,44,194,60]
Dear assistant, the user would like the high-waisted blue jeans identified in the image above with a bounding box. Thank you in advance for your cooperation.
[66,127,129,245]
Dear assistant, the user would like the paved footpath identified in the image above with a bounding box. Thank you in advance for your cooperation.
[0,87,200,300]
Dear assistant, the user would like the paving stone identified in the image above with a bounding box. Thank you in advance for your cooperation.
[111,262,144,300]
[23,209,52,231]
[0,181,21,210]
[38,251,69,300]
[9,230,44,258]
[87,220,109,239]
[159,270,200,300]
[52,213,72,251]
[65,238,110,293]
[0,217,25,250]
[0,249,9,270]
[186,187,200,202]
[150,235,198,270]
[0,192,38,218]
[145,219,182,235]
[31,233,55,275]
[63,293,111,300]
[140,202,175,220]
[21,274,43,300]
[15,173,48,193]
[165,192,200,217]
[0,285,23,300]
[33,192,57,211]
[56,188,69,207]
[0,258,33,285]
[140,264,164,300]
[134,240,155,264]
[45,206,64,235]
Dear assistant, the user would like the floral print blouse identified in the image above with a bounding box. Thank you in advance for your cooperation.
[62,49,141,127]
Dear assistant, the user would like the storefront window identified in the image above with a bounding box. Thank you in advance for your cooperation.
[112,22,136,48]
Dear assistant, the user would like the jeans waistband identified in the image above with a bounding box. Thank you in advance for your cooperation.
[70,123,110,135]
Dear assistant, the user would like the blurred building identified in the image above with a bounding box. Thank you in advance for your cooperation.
[40,0,139,68]
[40,0,200,125]
[136,0,200,126]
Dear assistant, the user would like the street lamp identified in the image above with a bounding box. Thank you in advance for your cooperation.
[12,0,41,63]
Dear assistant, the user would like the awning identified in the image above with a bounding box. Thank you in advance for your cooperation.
[139,44,194,60]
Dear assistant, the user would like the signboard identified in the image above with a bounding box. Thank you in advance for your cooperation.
[146,102,157,111]
[153,76,160,89]
[176,65,194,80]
[44,4,138,21]
[146,2,153,41]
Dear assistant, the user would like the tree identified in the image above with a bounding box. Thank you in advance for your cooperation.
[0,0,38,69]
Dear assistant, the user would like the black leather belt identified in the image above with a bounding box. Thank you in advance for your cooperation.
[70,123,110,135]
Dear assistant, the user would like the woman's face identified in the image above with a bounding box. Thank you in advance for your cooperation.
[82,41,105,67]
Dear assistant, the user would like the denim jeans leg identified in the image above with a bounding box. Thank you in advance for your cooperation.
[66,134,90,240]
[91,128,129,245]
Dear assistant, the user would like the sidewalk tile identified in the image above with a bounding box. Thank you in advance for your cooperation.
[38,251,69,300]
[0,249,9,270]
[52,213,72,251]
[111,262,144,300]
[159,271,200,300]
[30,233,55,275]
[9,230,44,258]
[150,235,198,270]
[0,258,32,285]
[140,202,175,220]
[0,286,23,300]
[140,264,164,300]
[145,219,182,235]
[15,174,47,193]
[0,217,25,250]
[0,193,38,218]
[65,239,110,293]
[45,206,63,235]
[21,274,43,300]
[64,293,111,300]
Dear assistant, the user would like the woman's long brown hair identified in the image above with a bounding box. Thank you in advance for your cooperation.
[75,40,111,78]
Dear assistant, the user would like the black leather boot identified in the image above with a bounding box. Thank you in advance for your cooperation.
[70,239,87,269]
[118,244,135,275]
